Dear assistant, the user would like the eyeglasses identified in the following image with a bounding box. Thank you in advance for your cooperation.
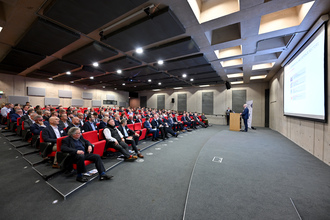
[73,132,81,135]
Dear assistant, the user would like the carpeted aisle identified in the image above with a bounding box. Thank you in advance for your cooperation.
[183,129,330,220]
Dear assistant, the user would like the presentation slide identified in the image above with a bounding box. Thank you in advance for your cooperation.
[284,24,326,121]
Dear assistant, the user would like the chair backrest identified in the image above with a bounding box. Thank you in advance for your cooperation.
[57,136,67,152]
[142,118,146,123]
[99,128,105,140]
[93,140,106,156]
[17,117,21,126]
[82,130,98,143]
[40,130,44,143]
[134,123,142,131]
[21,121,25,131]
[96,122,100,128]
[127,124,134,131]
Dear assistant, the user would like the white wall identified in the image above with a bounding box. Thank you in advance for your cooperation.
[139,82,268,127]
[0,73,129,107]
[268,21,330,166]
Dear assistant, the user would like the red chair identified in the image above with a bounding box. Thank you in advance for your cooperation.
[82,130,98,144]
[127,124,134,131]
[133,123,147,140]
[72,140,106,170]
[99,128,105,140]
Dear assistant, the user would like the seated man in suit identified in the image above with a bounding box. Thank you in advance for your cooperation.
[193,112,207,128]
[135,114,142,123]
[30,115,47,135]
[98,117,108,129]
[43,110,51,122]
[61,127,113,182]
[67,117,82,131]
[58,113,72,129]
[24,112,37,130]
[181,113,194,129]
[143,117,158,141]
[127,115,135,124]
[10,108,23,123]
[41,117,67,163]
[118,119,143,158]
[151,113,167,140]
[173,114,184,131]
[20,109,34,125]
[103,118,137,161]
[77,113,84,127]
[81,114,98,133]
[113,114,121,127]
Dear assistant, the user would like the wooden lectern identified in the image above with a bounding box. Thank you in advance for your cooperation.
[229,113,240,131]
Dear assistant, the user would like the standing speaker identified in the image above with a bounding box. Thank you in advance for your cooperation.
[225,81,231,90]
[171,98,175,103]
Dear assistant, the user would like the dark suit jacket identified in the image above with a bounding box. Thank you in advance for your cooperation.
[127,119,134,124]
[241,108,249,120]
[30,123,46,135]
[61,136,93,155]
[66,124,81,132]
[81,121,98,132]
[114,119,121,127]
[10,113,21,123]
[143,121,153,131]
[117,125,134,138]
[20,115,29,125]
[41,125,67,144]
[135,118,142,123]
[151,118,164,129]
[24,118,34,130]
[58,120,72,128]
[99,121,107,129]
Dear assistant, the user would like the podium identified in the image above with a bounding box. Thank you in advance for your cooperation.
[229,113,240,131]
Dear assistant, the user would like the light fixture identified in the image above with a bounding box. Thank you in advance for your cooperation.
[250,75,267,80]
[173,87,183,89]
[199,85,210,87]
[70,81,74,84]
[152,89,161,91]
[227,73,243,78]
[122,83,126,86]
[158,60,164,65]
[134,86,137,87]
[117,69,122,74]
[148,79,152,82]
[136,47,143,54]
[103,86,105,88]
[90,76,94,79]
[182,74,187,78]
[190,78,194,81]
[48,78,53,80]
[231,81,244,84]
[92,62,99,67]
[252,62,274,70]
[158,82,162,85]
[114,88,117,90]
[0,26,3,32]
[66,71,71,75]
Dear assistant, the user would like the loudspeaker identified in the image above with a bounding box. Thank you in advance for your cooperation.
[225,81,231,90]
[171,98,175,103]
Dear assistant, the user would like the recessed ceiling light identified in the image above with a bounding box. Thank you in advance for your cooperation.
[134,86,136,87]
[90,76,94,79]
[231,81,244,84]
[252,62,274,70]
[152,89,161,91]
[190,78,194,81]
[92,62,99,67]
[158,60,164,65]
[48,78,53,80]
[182,74,187,78]
[103,86,105,88]
[148,79,152,82]
[173,87,183,89]
[117,69,122,74]
[199,85,210,87]
[227,73,243,78]
[66,71,71,75]
[114,88,117,90]
[136,47,143,54]
[0,27,3,32]
[250,75,267,80]
[158,82,162,85]
[122,83,125,86]
[70,81,74,83]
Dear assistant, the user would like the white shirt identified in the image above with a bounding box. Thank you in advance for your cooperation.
[1,107,9,117]
[103,127,123,142]
[51,125,61,139]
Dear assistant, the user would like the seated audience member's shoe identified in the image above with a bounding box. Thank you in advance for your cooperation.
[137,153,144,158]
[52,163,60,169]
[152,139,156,141]
[76,176,88,183]
[155,138,159,141]
[137,149,141,151]
[132,155,138,159]
[125,155,137,162]
[99,174,113,181]
[175,133,178,137]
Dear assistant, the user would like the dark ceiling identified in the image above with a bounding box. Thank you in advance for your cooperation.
[0,0,329,92]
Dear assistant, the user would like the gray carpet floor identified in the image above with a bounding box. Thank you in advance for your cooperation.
[0,126,329,220]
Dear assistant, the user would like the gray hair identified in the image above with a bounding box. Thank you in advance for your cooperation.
[68,127,80,137]
[34,115,43,121]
